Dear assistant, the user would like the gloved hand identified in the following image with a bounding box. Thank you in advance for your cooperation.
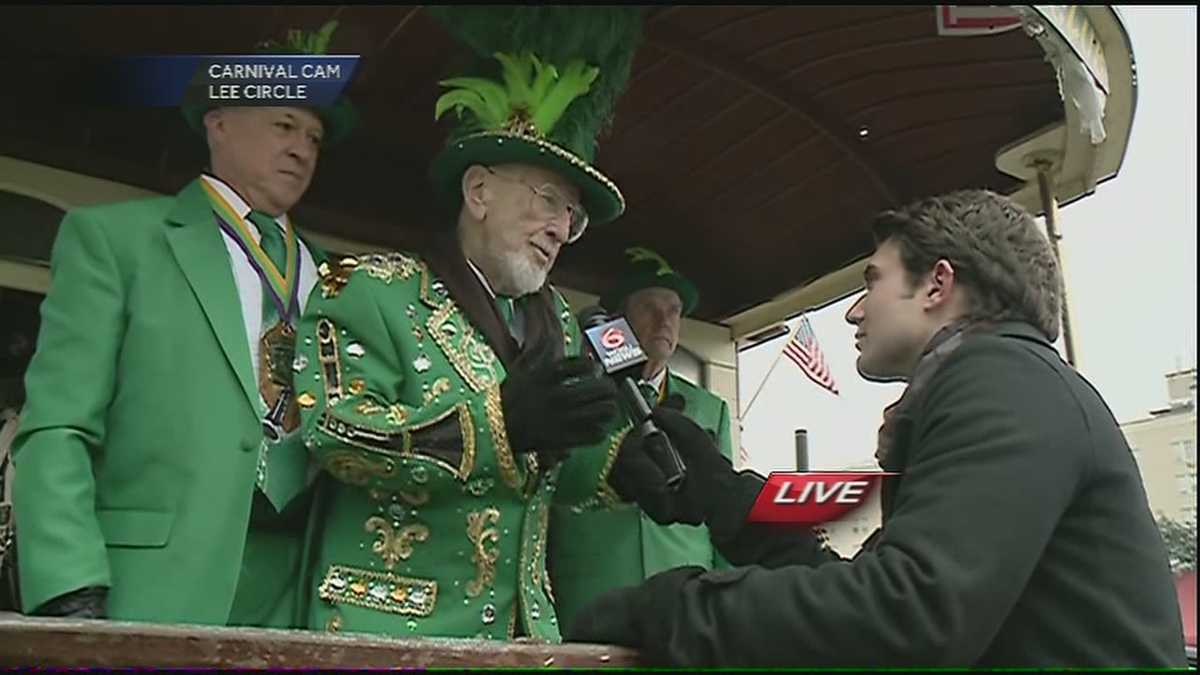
[608,397,738,526]
[501,343,618,465]
[34,586,108,619]
[565,565,704,653]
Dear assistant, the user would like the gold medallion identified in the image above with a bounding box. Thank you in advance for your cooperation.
[260,321,300,440]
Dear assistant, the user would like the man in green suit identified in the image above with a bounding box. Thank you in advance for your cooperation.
[11,23,355,626]
[549,247,734,635]
[292,7,639,642]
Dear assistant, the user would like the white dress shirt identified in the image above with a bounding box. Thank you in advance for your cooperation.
[200,174,318,388]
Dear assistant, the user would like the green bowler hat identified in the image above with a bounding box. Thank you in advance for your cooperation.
[182,20,358,146]
[426,6,644,227]
[601,246,699,317]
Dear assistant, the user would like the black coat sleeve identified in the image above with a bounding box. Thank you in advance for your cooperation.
[706,470,844,569]
[637,338,1088,667]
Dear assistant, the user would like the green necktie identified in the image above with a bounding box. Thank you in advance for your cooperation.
[496,296,517,333]
[247,210,304,511]
[249,210,286,324]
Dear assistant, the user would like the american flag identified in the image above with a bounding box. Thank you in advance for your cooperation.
[783,315,839,395]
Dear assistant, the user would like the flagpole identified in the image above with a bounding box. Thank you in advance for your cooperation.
[739,319,803,423]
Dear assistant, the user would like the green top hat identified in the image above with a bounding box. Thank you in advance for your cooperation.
[182,21,358,146]
[601,246,699,317]
[427,6,644,227]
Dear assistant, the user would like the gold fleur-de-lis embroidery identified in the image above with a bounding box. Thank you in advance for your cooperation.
[366,517,431,570]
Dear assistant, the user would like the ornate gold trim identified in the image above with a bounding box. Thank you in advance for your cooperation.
[365,517,431,570]
[426,300,500,394]
[357,252,420,285]
[419,263,442,310]
[317,411,411,456]
[355,400,387,416]
[451,130,626,216]
[532,499,552,603]
[407,402,476,481]
[597,424,633,507]
[315,318,344,405]
[324,608,343,633]
[318,256,359,299]
[318,564,437,617]
[484,384,521,490]
[465,507,501,598]
[458,402,477,480]
[423,377,452,406]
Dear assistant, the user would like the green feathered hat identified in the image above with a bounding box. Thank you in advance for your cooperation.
[427,6,644,227]
[182,21,358,146]
[601,246,699,317]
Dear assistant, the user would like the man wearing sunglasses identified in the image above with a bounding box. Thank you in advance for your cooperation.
[290,6,642,640]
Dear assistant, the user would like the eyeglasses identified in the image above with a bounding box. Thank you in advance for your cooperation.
[485,167,589,243]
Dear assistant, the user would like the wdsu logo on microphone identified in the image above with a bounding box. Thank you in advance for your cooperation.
[583,317,647,376]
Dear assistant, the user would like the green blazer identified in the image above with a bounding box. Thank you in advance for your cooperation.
[13,179,318,626]
[549,370,734,634]
[294,252,581,642]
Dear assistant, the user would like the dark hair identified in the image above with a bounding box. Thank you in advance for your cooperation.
[871,189,1063,340]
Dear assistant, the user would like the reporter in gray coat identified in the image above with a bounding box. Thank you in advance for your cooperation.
[567,189,1187,668]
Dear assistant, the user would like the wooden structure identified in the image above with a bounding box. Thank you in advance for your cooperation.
[0,5,1137,340]
[0,613,639,668]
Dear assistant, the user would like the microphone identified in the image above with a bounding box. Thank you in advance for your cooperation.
[577,306,687,491]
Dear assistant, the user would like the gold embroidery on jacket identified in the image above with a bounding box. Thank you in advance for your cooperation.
[465,508,501,598]
[318,256,359,299]
[318,564,437,616]
[316,318,344,404]
[483,384,521,489]
[365,517,431,570]
[359,252,420,285]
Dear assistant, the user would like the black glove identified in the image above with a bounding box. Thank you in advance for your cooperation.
[501,343,618,465]
[609,397,736,526]
[34,586,108,619]
[565,565,704,654]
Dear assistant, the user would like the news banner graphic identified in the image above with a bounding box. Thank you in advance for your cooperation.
[747,471,897,525]
[87,54,359,108]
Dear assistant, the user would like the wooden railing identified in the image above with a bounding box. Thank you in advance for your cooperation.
[0,612,641,668]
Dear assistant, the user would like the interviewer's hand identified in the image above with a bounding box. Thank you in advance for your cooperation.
[608,396,735,525]
[565,566,704,650]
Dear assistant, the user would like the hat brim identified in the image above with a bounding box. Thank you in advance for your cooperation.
[601,270,699,317]
[429,130,625,227]
[182,97,358,147]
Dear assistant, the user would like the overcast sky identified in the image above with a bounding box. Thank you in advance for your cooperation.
[736,6,1197,472]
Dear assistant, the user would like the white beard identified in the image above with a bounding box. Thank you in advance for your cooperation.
[492,250,548,296]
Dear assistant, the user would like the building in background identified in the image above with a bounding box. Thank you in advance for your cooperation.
[1122,368,1197,523]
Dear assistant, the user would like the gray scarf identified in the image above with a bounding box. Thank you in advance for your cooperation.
[875,320,991,465]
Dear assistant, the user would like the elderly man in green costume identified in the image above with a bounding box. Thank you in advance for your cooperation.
[11,22,354,626]
[292,7,642,641]
[549,247,734,635]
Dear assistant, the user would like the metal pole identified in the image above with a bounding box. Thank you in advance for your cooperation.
[794,428,809,472]
[1034,163,1079,368]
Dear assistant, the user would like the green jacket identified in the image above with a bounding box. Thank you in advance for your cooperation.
[13,179,317,626]
[549,370,733,634]
[294,252,582,641]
